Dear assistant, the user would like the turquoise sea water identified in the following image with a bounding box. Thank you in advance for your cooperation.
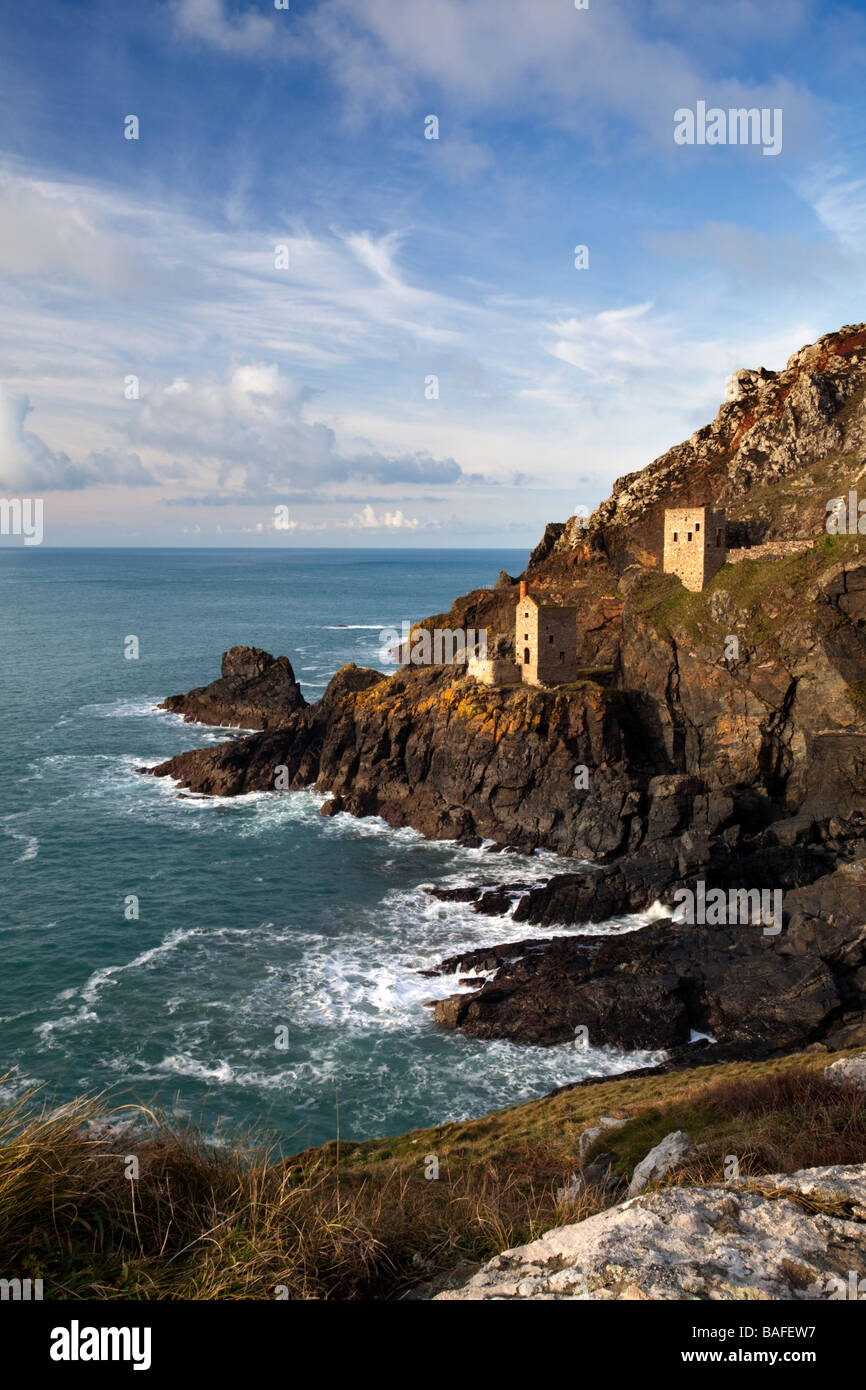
[0,548,661,1149]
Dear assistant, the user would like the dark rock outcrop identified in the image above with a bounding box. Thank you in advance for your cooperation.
[158,646,306,730]
[428,906,861,1052]
[425,824,866,1052]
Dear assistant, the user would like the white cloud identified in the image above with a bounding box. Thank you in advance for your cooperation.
[170,0,294,59]
[346,504,422,530]
[127,364,462,499]
[0,173,141,291]
[166,0,822,157]
[0,383,155,491]
[800,163,866,253]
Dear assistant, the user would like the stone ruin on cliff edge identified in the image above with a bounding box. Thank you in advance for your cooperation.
[468,508,726,687]
[662,505,728,593]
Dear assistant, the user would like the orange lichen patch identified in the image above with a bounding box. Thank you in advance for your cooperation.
[730,412,757,450]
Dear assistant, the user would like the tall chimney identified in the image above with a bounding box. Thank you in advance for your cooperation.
[519,580,527,600]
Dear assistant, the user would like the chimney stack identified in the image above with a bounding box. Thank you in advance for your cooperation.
[519,580,527,600]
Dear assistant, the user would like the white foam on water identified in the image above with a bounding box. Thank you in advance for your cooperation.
[0,1070,44,1106]
[33,925,248,1044]
[2,823,39,862]
[0,919,58,939]
[82,697,170,720]
[155,1054,237,1085]
[14,710,668,1136]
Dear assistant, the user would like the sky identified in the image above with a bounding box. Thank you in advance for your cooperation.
[0,0,865,547]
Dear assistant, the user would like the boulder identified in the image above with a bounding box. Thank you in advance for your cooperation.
[826,1052,866,1091]
[159,647,306,729]
[434,1164,866,1300]
[579,1116,627,1160]
[627,1130,696,1196]
[556,1152,621,1206]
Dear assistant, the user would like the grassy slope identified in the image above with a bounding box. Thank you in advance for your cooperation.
[2,1048,865,1300]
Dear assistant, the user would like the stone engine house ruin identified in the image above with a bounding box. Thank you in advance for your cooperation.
[515,582,579,686]
[662,506,727,592]
[468,506,729,689]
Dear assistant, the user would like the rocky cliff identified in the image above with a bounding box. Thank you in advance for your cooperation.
[142,324,866,1061]
[147,325,866,847]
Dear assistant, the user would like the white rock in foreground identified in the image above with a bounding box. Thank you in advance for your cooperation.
[627,1129,695,1196]
[826,1054,866,1091]
[433,1164,866,1300]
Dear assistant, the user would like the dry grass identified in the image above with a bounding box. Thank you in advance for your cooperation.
[0,1083,594,1300]
[1,1051,865,1300]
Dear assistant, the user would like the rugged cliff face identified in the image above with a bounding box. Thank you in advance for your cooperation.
[149,660,631,852]
[147,325,866,849]
[567,322,866,571]
[142,324,866,1057]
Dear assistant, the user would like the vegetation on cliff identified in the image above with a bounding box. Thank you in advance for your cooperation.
[2,1051,865,1299]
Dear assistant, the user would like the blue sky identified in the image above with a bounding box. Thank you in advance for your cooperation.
[0,0,865,546]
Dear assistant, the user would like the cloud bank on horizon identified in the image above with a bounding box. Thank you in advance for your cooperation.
[0,0,864,546]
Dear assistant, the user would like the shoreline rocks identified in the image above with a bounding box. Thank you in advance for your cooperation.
[158,646,306,730]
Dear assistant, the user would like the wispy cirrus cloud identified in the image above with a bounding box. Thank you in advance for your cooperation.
[170,0,298,59]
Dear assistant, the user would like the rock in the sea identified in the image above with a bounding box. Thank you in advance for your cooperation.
[434,1164,866,1300]
[627,1130,696,1196]
[142,324,866,1068]
[159,646,306,730]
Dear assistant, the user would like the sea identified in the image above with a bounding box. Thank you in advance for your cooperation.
[0,548,663,1150]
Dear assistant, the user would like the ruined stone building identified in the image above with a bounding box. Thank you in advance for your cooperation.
[469,508,727,690]
[466,582,581,688]
[515,581,579,686]
[663,507,727,592]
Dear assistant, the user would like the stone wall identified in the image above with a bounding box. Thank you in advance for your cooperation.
[466,656,522,687]
[535,607,580,684]
[727,539,812,565]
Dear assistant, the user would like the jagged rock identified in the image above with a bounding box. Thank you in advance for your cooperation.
[627,1130,696,1196]
[433,1164,866,1300]
[579,1116,627,1160]
[825,1019,866,1050]
[528,522,567,569]
[556,1152,621,1205]
[159,647,306,729]
[428,861,864,1051]
[555,1119,629,1205]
